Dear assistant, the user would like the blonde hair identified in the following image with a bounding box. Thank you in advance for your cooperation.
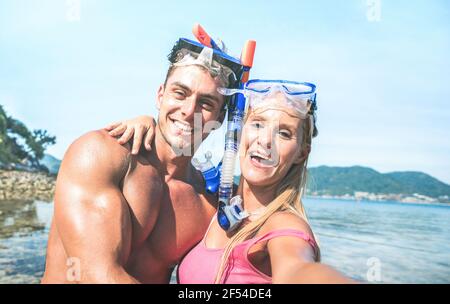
[214,112,320,284]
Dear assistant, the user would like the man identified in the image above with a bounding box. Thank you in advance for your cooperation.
[41,37,244,283]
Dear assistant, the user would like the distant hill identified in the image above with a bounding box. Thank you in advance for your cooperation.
[41,154,61,175]
[38,157,450,201]
[307,166,450,199]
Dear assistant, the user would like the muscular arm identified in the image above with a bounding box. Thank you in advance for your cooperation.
[266,212,355,284]
[53,130,137,283]
[269,236,355,284]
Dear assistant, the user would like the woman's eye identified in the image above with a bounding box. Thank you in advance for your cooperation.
[251,122,263,129]
[278,130,291,138]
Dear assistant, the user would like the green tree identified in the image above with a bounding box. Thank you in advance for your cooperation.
[0,105,56,169]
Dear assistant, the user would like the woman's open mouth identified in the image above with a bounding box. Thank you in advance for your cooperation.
[249,151,274,168]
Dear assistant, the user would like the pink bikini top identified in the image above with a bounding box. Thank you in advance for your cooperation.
[177,216,318,284]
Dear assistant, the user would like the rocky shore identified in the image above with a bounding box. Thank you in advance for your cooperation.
[0,170,56,202]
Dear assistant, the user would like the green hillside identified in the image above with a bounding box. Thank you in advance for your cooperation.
[307,166,450,199]
[27,157,450,201]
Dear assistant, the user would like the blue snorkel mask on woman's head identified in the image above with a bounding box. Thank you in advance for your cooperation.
[219,79,317,118]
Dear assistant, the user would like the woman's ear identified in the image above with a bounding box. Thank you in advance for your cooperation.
[294,144,311,165]
[156,84,164,110]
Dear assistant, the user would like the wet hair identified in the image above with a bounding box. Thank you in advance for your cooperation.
[163,40,240,112]
[311,112,319,138]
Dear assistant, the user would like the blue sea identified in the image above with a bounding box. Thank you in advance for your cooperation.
[0,198,449,283]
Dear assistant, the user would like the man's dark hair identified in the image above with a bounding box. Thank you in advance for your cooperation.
[162,40,242,112]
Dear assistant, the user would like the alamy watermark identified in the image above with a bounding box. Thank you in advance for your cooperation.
[366,0,382,22]
[366,257,382,282]
[66,257,81,282]
[66,0,81,22]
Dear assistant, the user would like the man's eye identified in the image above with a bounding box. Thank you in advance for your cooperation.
[173,90,186,99]
[200,100,214,111]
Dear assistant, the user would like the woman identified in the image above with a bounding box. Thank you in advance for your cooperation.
[106,80,354,283]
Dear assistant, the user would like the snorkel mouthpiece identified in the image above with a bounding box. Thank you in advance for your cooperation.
[192,151,222,194]
[217,196,248,231]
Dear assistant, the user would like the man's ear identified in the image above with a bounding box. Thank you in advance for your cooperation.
[156,84,164,110]
[294,144,311,165]
[216,97,228,125]
[217,107,226,125]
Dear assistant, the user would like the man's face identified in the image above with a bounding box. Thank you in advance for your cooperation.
[156,65,225,155]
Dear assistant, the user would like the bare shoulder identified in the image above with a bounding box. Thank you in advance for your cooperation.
[261,210,314,238]
[54,129,134,214]
[262,210,318,263]
[59,129,131,182]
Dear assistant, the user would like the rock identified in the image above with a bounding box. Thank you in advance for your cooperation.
[0,170,55,202]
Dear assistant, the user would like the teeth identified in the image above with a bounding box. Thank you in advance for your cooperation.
[250,151,270,160]
[173,120,193,133]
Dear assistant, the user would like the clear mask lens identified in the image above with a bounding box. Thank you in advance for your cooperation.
[218,80,317,117]
[173,47,235,87]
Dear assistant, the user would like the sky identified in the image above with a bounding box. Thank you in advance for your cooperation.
[0,0,449,183]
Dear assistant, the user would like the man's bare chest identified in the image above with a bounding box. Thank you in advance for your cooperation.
[124,172,216,262]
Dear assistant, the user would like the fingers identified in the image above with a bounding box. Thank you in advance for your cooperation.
[117,127,134,145]
[105,116,156,154]
[144,125,155,151]
[104,121,121,131]
[131,126,144,155]
[108,124,127,137]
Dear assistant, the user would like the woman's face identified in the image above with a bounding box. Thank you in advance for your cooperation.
[240,95,308,188]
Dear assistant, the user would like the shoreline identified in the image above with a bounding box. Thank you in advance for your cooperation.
[0,169,448,206]
[0,170,55,202]
[305,195,450,207]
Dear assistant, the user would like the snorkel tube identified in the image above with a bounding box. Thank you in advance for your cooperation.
[192,23,222,51]
[217,41,256,232]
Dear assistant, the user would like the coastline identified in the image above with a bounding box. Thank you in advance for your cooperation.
[305,194,450,207]
[0,170,55,202]
[0,169,448,206]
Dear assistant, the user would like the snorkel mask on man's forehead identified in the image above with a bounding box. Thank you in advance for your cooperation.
[167,37,245,91]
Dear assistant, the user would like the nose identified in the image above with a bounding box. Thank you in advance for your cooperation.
[180,96,197,120]
[256,125,273,151]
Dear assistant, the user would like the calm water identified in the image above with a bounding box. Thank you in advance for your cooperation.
[0,198,449,284]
